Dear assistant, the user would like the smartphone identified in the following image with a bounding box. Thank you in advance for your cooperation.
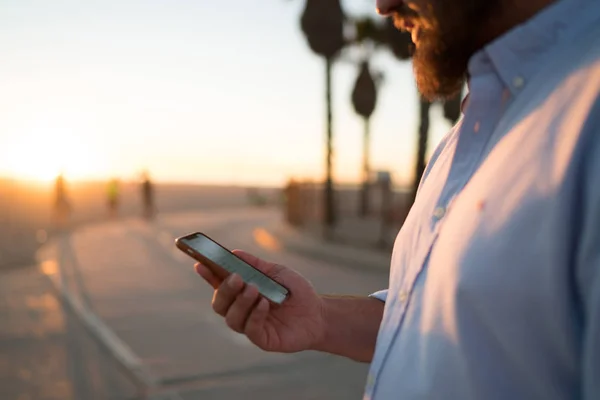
[175,232,289,304]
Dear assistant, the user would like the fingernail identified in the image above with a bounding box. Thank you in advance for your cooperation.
[229,274,241,287]
[258,298,269,310]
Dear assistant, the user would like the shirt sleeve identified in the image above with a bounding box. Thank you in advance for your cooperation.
[369,289,388,303]
[576,96,600,400]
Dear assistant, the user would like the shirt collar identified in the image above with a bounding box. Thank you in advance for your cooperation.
[468,0,600,97]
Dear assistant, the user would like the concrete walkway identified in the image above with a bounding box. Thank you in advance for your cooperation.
[28,207,389,399]
[0,265,138,400]
[267,220,393,273]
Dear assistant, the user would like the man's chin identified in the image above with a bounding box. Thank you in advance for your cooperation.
[413,50,466,101]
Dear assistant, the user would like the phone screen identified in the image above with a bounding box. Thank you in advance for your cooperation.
[180,233,288,304]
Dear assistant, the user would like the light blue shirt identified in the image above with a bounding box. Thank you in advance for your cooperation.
[366,0,600,399]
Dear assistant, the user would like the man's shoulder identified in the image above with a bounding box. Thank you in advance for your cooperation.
[507,30,600,136]
[536,22,600,101]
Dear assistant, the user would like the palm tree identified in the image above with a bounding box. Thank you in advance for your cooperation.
[299,0,346,238]
[351,60,378,217]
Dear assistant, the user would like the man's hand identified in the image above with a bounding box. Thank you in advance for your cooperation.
[195,250,325,353]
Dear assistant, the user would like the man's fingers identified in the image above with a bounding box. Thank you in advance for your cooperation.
[212,274,244,317]
[225,284,260,333]
[245,297,270,340]
[195,263,222,289]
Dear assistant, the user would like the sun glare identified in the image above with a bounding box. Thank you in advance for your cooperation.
[1,130,106,183]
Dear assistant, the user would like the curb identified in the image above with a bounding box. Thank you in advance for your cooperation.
[35,236,159,396]
[266,222,391,273]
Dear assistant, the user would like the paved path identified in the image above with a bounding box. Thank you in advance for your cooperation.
[0,266,138,400]
[19,207,391,399]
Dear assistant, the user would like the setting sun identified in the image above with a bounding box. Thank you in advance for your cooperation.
[1,129,106,183]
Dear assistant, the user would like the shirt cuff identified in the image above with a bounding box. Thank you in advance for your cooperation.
[369,289,388,303]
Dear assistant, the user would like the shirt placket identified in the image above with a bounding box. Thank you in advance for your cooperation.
[368,75,503,399]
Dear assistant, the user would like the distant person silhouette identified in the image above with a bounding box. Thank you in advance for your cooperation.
[107,178,120,219]
[140,171,155,220]
[52,173,71,229]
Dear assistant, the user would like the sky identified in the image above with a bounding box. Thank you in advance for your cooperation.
[0,0,453,188]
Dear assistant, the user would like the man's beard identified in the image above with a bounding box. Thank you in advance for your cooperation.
[400,1,498,101]
[412,27,474,101]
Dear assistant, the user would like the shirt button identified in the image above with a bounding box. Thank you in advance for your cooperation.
[474,121,480,133]
[433,206,446,219]
[513,76,525,89]
[399,291,408,303]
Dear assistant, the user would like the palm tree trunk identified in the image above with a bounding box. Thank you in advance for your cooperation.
[324,57,335,239]
[359,116,370,217]
[411,95,431,204]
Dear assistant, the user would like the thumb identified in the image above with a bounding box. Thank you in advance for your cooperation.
[232,250,283,277]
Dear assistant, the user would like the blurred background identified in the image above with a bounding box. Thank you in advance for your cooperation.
[0,1,463,399]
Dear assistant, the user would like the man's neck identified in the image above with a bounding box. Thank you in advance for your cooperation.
[478,0,557,49]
